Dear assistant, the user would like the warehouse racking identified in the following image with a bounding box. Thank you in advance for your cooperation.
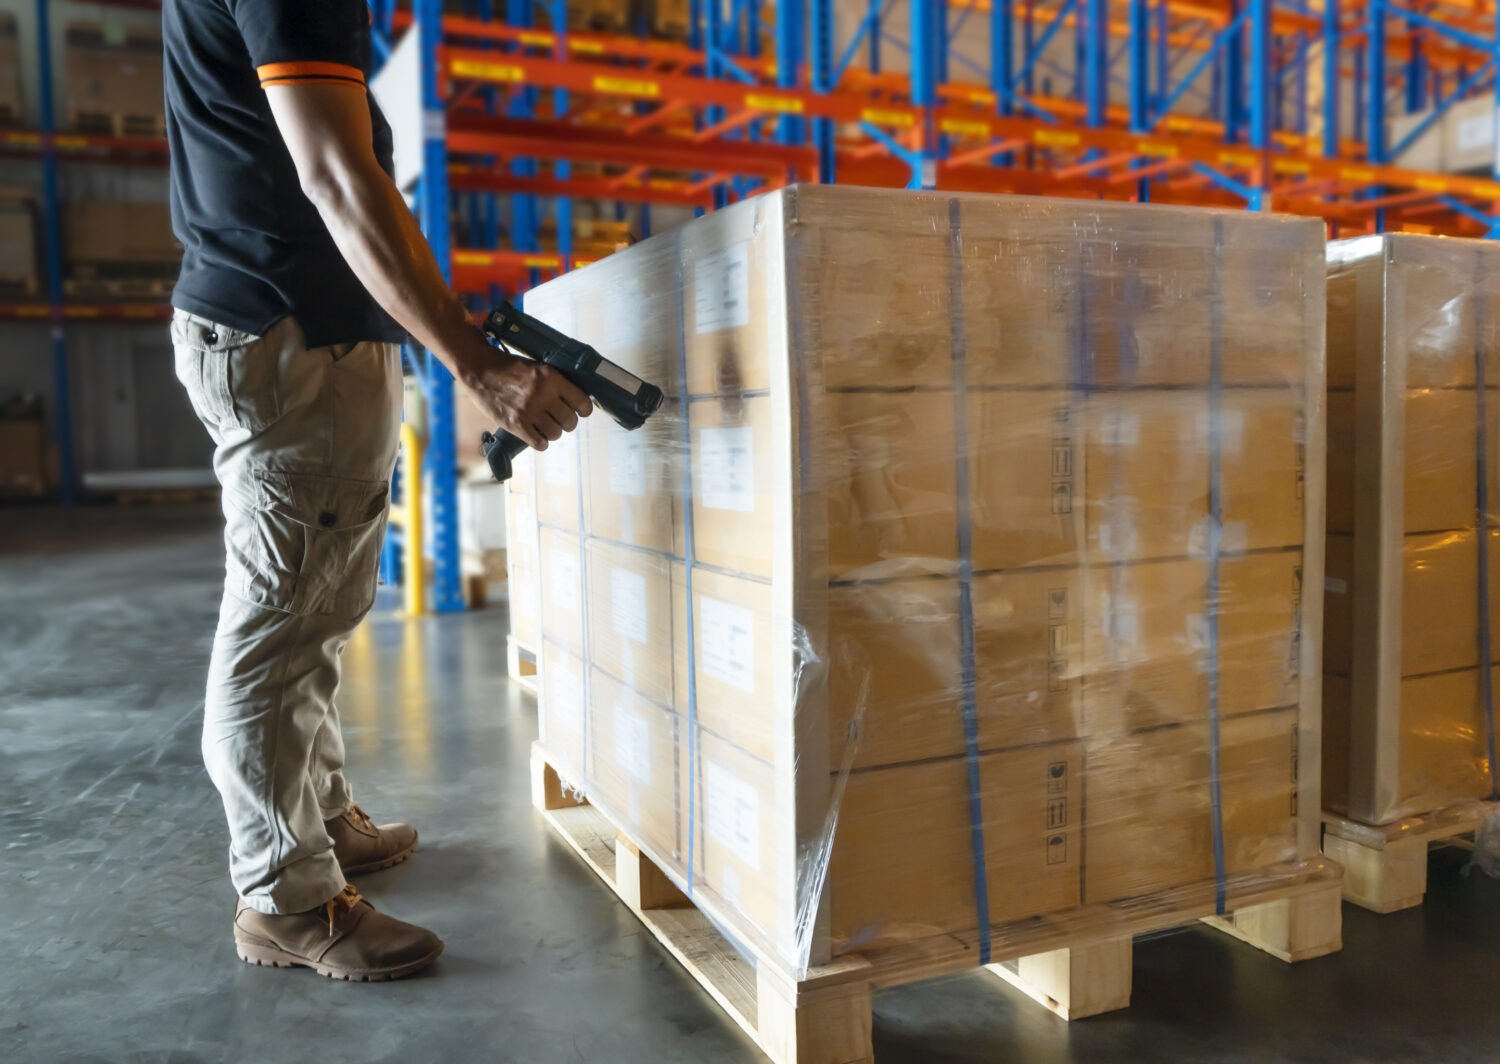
[0,0,171,504]
[378,0,1500,611]
[9,0,1500,606]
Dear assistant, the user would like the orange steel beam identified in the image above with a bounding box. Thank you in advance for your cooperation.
[443,46,1500,199]
[447,168,716,207]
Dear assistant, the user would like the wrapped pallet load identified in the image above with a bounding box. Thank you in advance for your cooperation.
[1322,234,1500,913]
[525,185,1337,1059]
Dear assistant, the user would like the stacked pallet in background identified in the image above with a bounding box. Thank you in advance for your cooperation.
[64,21,164,139]
[0,189,37,297]
[568,0,632,33]
[0,393,48,497]
[0,13,22,128]
[1322,234,1500,913]
[526,185,1338,1062]
[61,201,179,300]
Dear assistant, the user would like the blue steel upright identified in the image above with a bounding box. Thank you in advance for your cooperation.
[35,0,77,503]
[417,0,468,612]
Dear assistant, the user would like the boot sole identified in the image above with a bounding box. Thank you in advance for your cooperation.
[236,939,444,982]
[340,831,419,877]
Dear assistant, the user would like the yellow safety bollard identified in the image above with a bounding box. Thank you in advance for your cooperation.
[398,422,425,617]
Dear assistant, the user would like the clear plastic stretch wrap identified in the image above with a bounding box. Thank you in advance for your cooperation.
[514,184,1329,978]
[1324,234,1500,826]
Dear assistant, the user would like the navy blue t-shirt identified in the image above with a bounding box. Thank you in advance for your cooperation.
[163,0,405,347]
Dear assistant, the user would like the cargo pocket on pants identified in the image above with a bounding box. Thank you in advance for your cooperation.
[248,470,391,617]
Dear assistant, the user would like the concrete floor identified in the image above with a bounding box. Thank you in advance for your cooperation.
[4,505,1500,1064]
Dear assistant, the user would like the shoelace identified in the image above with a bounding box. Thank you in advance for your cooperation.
[321,884,365,935]
[348,803,375,830]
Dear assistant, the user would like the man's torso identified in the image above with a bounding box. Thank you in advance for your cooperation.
[162,0,405,348]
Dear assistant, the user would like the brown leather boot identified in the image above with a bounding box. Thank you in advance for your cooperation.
[234,885,443,982]
[326,804,418,875]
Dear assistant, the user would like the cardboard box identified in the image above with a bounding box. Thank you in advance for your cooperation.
[827,390,958,578]
[973,568,1085,750]
[687,396,773,578]
[1399,530,1500,677]
[539,643,586,783]
[586,540,675,710]
[505,455,541,650]
[63,201,178,267]
[672,563,776,766]
[648,0,690,37]
[828,577,965,769]
[969,388,1304,569]
[0,13,21,127]
[0,203,36,293]
[0,419,46,496]
[1323,234,1500,824]
[569,0,631,32]
[524,187,1324,973]
[534,428,582,531]
[539,527,584,648]
[1084,709,1300,903]
[1083,551,1303,734]
[587,669,683,864]
[827,741,1083,955]
[64,23,164,134]
[581,400,679,555]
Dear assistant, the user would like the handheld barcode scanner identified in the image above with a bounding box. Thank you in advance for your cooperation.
[478,300,665,482]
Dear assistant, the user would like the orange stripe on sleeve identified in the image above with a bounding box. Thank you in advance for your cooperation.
[257,61,366,87]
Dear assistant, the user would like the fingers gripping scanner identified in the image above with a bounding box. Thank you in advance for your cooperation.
[478,300,665,482]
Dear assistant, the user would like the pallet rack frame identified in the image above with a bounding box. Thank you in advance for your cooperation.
[8,0,1500,597]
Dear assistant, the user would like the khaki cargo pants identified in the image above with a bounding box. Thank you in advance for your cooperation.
[172,311,402,915]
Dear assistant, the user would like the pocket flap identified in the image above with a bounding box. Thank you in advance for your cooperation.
[256,470,389,530]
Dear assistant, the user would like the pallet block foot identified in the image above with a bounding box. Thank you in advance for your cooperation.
[1201,882,1343,962]
[1322,831,1428,913]
[507,636,539,694]
[616,835,688,912]
[988,936,1133,1020]
[757,967,873,1064]
[531,748,586,813]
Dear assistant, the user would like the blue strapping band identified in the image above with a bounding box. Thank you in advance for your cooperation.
[1206,217,1228,917]
[1473,249,1499,800]
[947,198,993,963]
[675,250,702,898]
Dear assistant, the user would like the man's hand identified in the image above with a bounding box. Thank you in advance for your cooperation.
[454,336,593,450]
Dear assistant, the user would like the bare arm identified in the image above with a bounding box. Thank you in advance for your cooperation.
[263,80,590,449]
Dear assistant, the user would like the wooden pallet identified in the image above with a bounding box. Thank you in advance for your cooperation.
[1322,799,1499,913]
[533,744,1343,1063]
[508,635,538,695]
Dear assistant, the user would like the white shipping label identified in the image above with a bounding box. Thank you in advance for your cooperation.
[699,596,756,693]
[1459,113,1496,152]
[705,759,760,869]
[694,242,751,334]
[698,427,756,512]
[608,430,647,498]
[610,567,649,645]
[1196,409,1247,456]
[613,702,652,785]
[548,550,580,613]
[1325,577,1349,595]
